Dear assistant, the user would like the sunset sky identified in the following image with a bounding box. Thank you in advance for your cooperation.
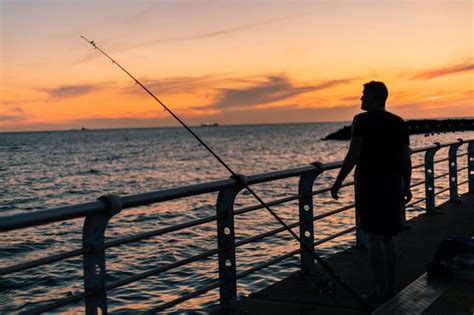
[1,0,472,132]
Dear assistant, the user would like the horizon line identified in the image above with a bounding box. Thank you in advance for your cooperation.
[2,116,474,134]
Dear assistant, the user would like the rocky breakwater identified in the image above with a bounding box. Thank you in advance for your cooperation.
[323,118,474,140]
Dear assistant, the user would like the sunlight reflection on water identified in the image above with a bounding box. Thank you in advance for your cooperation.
[1,124,473,313]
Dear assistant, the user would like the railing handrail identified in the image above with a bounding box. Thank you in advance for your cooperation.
[409,138,464,153]
[1,138,473,233]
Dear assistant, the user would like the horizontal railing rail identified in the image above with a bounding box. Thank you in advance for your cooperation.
[1,138,473,314]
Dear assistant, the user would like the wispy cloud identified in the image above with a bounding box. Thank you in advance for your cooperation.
[4,105,358,130]
[0,106,26,123]
[137,13,308,45]
[10,106,23,114]
[339,96,359,102]
[411,60,474,80]
[124,6,154,25]
[188,14,307,40]
[391,102,474,120]
[6,99,471,132]
[129,74,234,95]
[195,75,354,110]
[0,114,24,122]
[0,99,39,106]
[48,84,98,99]
[76,13,309,64]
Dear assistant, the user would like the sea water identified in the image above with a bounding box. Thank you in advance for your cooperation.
[1,123,472,313]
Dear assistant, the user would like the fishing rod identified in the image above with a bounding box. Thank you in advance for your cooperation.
[80,36,370,311]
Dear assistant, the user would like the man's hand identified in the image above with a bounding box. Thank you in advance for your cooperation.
[329,136,361,201]
[331,181,341,200]
[403,188,412,204]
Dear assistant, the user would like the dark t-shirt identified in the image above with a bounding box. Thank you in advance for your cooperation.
[351,110,409,235]
[352,110,409,177]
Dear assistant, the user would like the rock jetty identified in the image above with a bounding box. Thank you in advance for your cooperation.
[323,118,474,140]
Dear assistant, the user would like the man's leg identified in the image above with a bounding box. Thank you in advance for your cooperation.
[383,235,397,296]
[368,234,386,293]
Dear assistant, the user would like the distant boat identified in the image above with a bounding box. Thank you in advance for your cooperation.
[81,127,87,131]
[200,122,219,127]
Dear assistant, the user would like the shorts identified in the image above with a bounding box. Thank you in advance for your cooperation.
[355,172,404,236]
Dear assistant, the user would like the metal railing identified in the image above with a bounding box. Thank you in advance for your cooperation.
[1,138,473,314]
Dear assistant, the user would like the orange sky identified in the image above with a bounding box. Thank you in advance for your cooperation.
[1,0,472,131]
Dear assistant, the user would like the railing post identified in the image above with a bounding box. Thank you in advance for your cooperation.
[83,195,122,315]
[216,177,242,314]
[448,139,463,202]
[425,143,441,213]
[298,164,323,274]
[469,141,474,193]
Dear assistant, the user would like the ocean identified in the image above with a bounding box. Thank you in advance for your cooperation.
[1,123,472,313]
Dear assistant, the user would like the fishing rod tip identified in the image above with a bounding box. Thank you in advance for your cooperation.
[80,35,94,44]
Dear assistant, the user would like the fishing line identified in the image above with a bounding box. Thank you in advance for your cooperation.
[80,36,370,311]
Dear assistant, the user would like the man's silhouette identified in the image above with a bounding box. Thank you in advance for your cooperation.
[330,81,412,302]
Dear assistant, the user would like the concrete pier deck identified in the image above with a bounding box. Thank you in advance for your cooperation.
[240,193,474,314]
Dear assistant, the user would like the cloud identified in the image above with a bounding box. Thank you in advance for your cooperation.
[0,99,39,106]
[5,99,472,132]
[129,74,233,95]
[195,75,354,110]
[137,13,308,45]
[411,60,474,80]
[0,106,26,123]
[11,106,23,114]
[0,114,25,122]
[1,105,357,131]
[339,96,359,102]
[0,103,26,123]
[48,85,98,99]
[76,13,309,64]
[124,6,154,24]
[205,104,360,123]
[391,102,474,120]
[182,13,307,41]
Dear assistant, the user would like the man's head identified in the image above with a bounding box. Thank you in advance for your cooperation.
[361,81,388,111]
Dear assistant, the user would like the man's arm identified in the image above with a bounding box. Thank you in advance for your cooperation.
[331,136,363,199]
[401,144,412,203]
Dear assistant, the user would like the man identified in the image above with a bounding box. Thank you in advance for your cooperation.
[330,81,412,302]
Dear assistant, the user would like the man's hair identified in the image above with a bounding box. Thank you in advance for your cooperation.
[364,81,388,105]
